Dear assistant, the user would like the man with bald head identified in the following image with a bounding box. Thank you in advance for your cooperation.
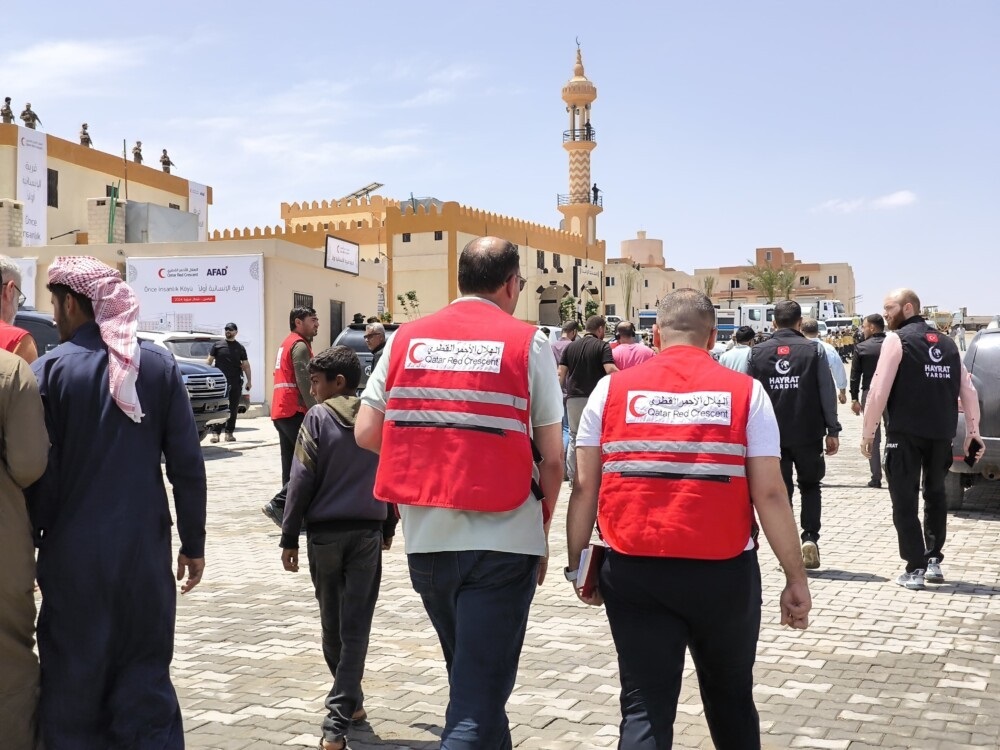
[568,289,811,748]
[356,237,564,749]
[862,288,982,590]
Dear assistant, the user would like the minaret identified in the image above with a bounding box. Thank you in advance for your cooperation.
[557,44,602,244]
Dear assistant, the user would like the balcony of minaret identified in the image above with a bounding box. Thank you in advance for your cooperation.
[558,192,603,208]
[563,126,597,144]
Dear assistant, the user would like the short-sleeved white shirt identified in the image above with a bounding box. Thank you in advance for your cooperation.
[361,297,564,556]
[575,368,780,552]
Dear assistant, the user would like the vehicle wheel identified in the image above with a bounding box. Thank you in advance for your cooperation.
[945,472,965,510]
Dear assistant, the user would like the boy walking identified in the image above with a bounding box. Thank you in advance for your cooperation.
[279,346,397,750]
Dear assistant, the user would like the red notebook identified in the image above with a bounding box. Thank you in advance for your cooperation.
[576,542,607,598]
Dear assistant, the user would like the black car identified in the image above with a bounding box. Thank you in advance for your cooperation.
[946,327,1000,509]
[14,307,60,354]
[333,323,400,391]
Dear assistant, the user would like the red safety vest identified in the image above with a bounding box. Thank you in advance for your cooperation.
[374,301,536,512]
[0,321,29,354]
[599,345,754,559]
[271,332,312,419]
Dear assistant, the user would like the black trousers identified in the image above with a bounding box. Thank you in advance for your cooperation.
[779,440,826,542]
[601,550,762,750]
[884,432,952,572]
[212,378,243,435]
[272,413,304,506]
[308,527,382,743]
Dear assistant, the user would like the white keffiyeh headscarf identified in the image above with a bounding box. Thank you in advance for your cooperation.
[48,256,143,422]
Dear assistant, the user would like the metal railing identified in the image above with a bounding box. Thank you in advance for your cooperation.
[563,127,597,143]
[557,193,603,207]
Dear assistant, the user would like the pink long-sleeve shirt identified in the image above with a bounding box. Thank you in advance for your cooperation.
[862,332,980,441]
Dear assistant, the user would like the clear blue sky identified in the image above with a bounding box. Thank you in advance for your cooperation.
[5,1,997,316]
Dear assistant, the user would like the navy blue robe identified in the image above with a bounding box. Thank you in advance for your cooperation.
[28,321,207,749]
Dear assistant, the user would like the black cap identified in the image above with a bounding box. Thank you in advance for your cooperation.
[224,322,237,331]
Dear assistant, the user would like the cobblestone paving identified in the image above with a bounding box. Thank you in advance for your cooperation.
[176,402,1000,749]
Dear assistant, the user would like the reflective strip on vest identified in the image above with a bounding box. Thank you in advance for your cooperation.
[386,409,528,434]
[274,383,299,389]
[602,440,746,457]
[602,460,746,477]
[388,386,528,411]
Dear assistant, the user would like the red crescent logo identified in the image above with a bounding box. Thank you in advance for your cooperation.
[408,342,426,364]
[628,395,646,418]
[158,268,167,278]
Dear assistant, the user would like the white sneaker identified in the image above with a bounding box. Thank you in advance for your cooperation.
[209,433,220,443]
[801,541,820,570]
[925,558,944,584]
[895,569,925,590]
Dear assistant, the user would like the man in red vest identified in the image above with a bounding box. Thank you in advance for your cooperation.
[566,289,811,749]
[356,236,564,749]
[263,306,319,525]
[0,257,38,363]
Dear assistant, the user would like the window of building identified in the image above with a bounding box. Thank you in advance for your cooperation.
[765,250,772,261]
[293,293,314,309]
[434,230,443,241]
[644,279,649,288]
[605,276,615,287]
[828,275,837,284]
[47,169,58,208]
[575,258,582,267]
[672,282,676,289]
[105,184,117,198]
[168,203,180,210]
[402,233,411,243]
[536,250,544,270]
[800,276,809,286]
[730,279,740,289]
[553,253,561,270]
[645,303,650,309]
[605,304,616,316]
[324,223,329,229]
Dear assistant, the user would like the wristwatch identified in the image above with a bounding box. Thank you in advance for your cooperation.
[564,567,578,582]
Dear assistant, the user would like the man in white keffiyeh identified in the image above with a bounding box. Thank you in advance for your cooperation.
[27,255,207,749]
[47,256,143,421]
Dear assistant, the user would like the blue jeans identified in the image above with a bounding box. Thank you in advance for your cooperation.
[408,551,539,750]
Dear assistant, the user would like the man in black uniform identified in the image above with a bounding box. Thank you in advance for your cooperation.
[850,314,887,488]
[861,289,982,590]
[748,300,841,570]
[207,322,251,443]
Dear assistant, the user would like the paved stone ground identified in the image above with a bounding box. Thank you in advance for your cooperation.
[175,401,1000,749]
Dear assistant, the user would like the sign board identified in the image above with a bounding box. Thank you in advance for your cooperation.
[126,254,265,402]
[325,234,359,276]
[16,127,47,246]
[12,257,38,308]
[188,182,208,241]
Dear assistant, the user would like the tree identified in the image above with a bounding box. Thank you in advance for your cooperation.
[396,290,422,320]
[744,259,798,303]
[616,265,642,320]
[559,295,576,323]
[585,297,600,320]
[701,275,717,297]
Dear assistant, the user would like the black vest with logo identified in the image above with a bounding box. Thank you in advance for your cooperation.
[887,317,961,440]
[748,328,825,446]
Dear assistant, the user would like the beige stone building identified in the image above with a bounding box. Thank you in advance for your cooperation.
[604,234,857,319]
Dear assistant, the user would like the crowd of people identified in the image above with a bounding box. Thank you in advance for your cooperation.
[0,245,986,749]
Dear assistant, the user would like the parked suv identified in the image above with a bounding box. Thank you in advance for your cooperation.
[14,307,61,354]
[333,323,400,391]
[946,328,1000,509]
[136,331,233,441]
